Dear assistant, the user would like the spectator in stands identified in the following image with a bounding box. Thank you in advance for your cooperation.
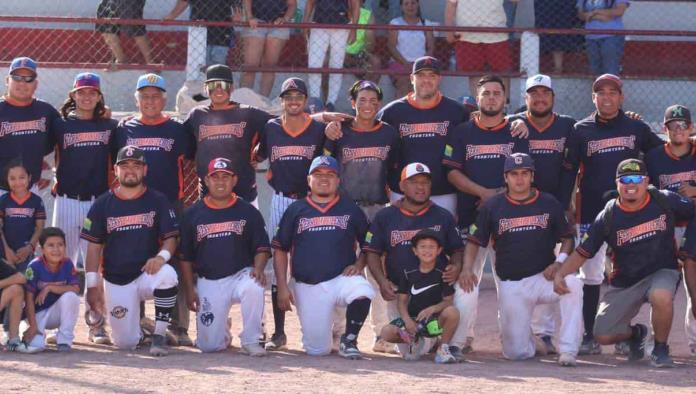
[576,0,630,76]
[536,0,582,73]
[239,0,297,97]
[445,0,513,100]
[387,0,434,98]
[304,0,361,111]
[96,0,154,65]
[344,0,382,83]
[165,0,242,68]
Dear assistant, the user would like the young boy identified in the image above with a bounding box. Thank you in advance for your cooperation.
[0,258,29,352]
[22,227,80,352]
[379,229,460,363]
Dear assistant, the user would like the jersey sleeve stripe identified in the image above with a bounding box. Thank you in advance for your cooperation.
[80,233,103,243]
[161,230,180,240]
[442,159,462,169]
[576,246,592,258]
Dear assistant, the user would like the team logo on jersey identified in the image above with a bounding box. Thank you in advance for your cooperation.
[297,215,351,233]
[465,143,514,160]
[659,171,696,190]
[24,266,34,281]
[270,145,316,161]
[106,211,156,232]
[341,146,390,162]
[126,137,175,151]
[587,136,635,156]
[83,218,92,231]
[5,208,34,217]
[0,118,47,137]
[390,226,442,247]
[444,144,453,158]
[365,231,373,243]
[199,123,246,140]
[64,131,111,147]
[529,138,566,154]
[196,220,247,241]
[110,306,128,319]
[616,214,667,246]
[399,122,449,137]
[498,214,550,234]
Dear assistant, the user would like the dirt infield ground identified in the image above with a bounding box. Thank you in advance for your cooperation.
[2,281,695,393]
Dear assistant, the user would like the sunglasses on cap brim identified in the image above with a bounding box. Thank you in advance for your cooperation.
[618,175,646,184]
[206,81,232,91]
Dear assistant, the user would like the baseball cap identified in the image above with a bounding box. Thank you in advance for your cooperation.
[411,228,442,248]
[9,57,37,76]
[592,74,622,92]
[664,104,692,125]
[308,156,340,176]
[504,153,535,173]
[136,73,166,92]
[116,145,146,165]
[279,77,308,97]
[616,158,647,178]
[400,162,431,181]
[205,64,234,83]
[304,97,325,114]
[412,56,441,75]
[207,157,236,177]
[525,74,553,92]
[72,72,101,92]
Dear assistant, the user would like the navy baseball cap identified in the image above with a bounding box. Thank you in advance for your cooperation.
[9,57,37,76]
[279,77,308,97]
[308,156,340,176]
[411,228,442,248]
[207,158,236,177]
[412,56,441,75]
[664,104,691,125]
[116,145,146,164]
[504,153,535,173]
[136,73,166,92]
[205,64,234,82]
[72,72,101,92]
[616,158,647,178]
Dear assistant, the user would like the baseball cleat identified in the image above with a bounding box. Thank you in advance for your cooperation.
[149,334,168,357]
[241,343,267,357]
[7,338,42,354]
[338,334,362,360]
[88,326,112,345]
[372,337,397,354]
[558,353,577,367]
[578,336,601,355]
[174,328,194,347]
[57,344,72,353]
[448,345,466,363]
[434,344,457,364]
[614,340,630,356]
[264,333,287,351]
[628,324,648,361]
[538,335,557,355]
[649,343,674,368]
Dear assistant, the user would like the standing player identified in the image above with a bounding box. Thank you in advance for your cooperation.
[363,163,465,360]
[179,158,270,355]
[461,153,582,366]
[81,145,179,356]
[273,156,374,359]
[555,159,695,367]
[680,213,696,358]
[559,74,665,354]
[254,77,325,351]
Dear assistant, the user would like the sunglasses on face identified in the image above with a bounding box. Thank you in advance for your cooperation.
[618,175,645,184]
[666,121,690,132]
[206,81,231,91]
[10,74,36,83]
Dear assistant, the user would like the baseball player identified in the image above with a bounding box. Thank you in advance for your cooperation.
[461,153,582,366]
[0,254,29,352]
[363,162,465,360]
[558,74,665,354]
[22,227,80,352]
[323,79,400,353]
[443,74,529,352]
[555,158,695,368]
[680,213,696,359]
[254,77,325,351]
[273,156,374,359]
[179,158,270,355]
[81,145,179,356]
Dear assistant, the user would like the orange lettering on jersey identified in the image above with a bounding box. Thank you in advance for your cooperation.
[106,211,156,232]
[64,131,111,147]
[529,138,565,153]
[199,123,246,140]
[0,118,47,137]
[5,207,35,217]
[270,145,316,161]
[465,143,514,160]
[616,215,667,246]
[498,214,549,234]
[390,225,442,247]
[196,220,247,241]
[659,171,696,189]
[126,137,175,151]
[399,122,449,137]
[297,215,351,233]
[341,146,390,163]
[587,136,635,156]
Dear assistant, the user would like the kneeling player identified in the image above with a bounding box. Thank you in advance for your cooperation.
[23,227,80,352]
[273,156,375,359]
[0,257,28,352]
[379,229,459,363]
[462,153,583,366]
[180,158,270,355]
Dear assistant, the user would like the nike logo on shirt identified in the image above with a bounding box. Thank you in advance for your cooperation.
[411,283,439,295]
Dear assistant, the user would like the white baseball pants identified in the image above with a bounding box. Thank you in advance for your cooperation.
[27,292,80,349]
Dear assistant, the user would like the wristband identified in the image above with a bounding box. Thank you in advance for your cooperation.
[556,252,569,263]
[157,250,172,263]
[85,272,100,288]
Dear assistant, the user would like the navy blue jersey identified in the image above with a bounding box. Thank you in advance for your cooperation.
[256,116,325,196]
[443,119,529,227]
[363,201,463,284]
[679,216,696,262]
[272,196,368,284]
[314,0,350,24]
[180,195,270,279]
[468,190,574,281]
[508,112,575,201]
[324,121,400,205]
[578,190,694,288]
[397,267,454,317]
[80,188,179,285]
[645,143,696,192]
[24,257,79,313]
[378,93,470,196]
[114,116,192,203]
[184,103,273,201]
[0,98,59,190]
[54,115,117,198]
[0,192,45,263]
[559,111,664,223]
